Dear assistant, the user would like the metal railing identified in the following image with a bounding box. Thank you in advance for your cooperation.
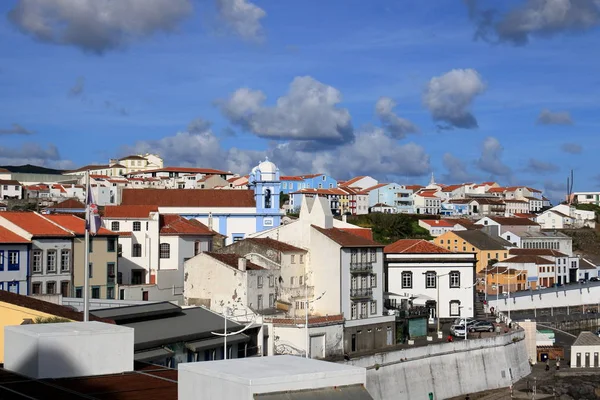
[350,288,373,298]
[350,262,373,273]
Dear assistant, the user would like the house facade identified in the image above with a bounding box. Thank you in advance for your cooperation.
[501,230,573,256]
[384,240,477,320]
[0,226,30,295]
[364,183,414,214]
[413,190,441,215]
[250,195,395,355]
[0,180,22,200]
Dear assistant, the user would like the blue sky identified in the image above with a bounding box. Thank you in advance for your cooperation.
[0,0,598,201]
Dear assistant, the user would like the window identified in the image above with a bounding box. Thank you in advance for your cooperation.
[159,243,170,259]
[32,250,42,273]
[351,303,357,319]
[371,301,377,315]
[449,271,460,288]
[440,240,444,244]
[401,272,412,289]
[425,271,437,289]
[269,293,275,308]
[268,275,274,287]
[107,238,116,252]
[299,254,304,263]
[487,253,491,259]
[89,263,93,278]
[291,255,295,264]
[290,277,295,285]
[46,281,56,295]
[370,248,376,262]
[257,294,263,310]
[107,262,116,284]
[60,250,70,272]
[107,287,115,300]
[233,234,244,242]
[32,282,41,295]
[449,300,461,316]
[7,251,18,271]
[133,221,141,231]
[111,221,120,231]
[75,287,82,298]
[132,243,142,257]
[91,287,100,299]
[194,241,202,255]
[370,274,377,288]
[47,250,57,273]
[360,302,368,318]
[257,276,263,288]
[351,249,358,263]
[89,237,93,253]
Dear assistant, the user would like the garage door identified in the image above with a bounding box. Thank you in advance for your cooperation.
[309,334,325,359]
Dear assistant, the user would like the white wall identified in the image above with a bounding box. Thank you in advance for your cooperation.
[0,244,29,295]
[571,344,600,368]
[386,254,476,319]
[271,322,344,358]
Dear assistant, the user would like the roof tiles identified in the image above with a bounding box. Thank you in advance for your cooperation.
[120,189,255,208]
[385,239,450,254]
[311,225,383,247]
[205,252,264,270]
[0,212,73,237]
[159,215,214,236]
[0,226,29,244]
[44,214,117,236]
[245,237,306,253]
[104,205,159,218]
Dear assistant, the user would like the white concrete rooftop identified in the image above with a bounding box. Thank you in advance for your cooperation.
[6,321,131,336]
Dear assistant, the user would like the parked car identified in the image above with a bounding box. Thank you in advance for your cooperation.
[450,324,467,337]
[590,277,600,282]
[469,321,495,333]
[452,317,476,326]
[579,278,587,284]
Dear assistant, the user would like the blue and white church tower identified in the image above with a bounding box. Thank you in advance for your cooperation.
[249,157,282,232]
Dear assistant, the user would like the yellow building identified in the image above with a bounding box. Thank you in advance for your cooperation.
[0,291,112,362]
[484,266,528,295]
[434,230,512,273]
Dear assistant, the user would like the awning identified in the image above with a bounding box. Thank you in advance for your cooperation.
[134,347,174,362]
[254,384,373,400]
[185,333,250,352]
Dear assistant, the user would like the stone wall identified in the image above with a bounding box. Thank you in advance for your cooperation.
[342,330,530,400]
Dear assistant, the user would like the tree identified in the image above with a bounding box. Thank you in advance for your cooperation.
[280,192,289,208]
[34,316,71,324]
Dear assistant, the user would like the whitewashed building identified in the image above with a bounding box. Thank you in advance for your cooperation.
[250,195,396,355]
[384,239,476,321]
[571,332,600,368]
[0,180,22,200]
[536,209,575,229]
[501,230,573,256]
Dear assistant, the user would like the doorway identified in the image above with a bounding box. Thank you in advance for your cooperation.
[351,334,356,352]
[132,270,143,285]
[386,326,393,346]
[142,291,149,301]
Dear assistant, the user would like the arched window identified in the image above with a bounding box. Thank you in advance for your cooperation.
[160,243,170,259]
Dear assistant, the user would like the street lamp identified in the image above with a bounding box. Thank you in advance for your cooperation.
[423,272,451,336]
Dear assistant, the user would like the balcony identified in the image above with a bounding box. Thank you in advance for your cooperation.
[350,288,373,299]
[350,261,373,273]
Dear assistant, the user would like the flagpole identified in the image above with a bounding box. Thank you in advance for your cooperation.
[83,171,90,322]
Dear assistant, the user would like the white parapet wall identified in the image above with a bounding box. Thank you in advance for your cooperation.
[179,355,367,400]
[489,283,600,312]
[342,330,530,400]
[4,322,134,379]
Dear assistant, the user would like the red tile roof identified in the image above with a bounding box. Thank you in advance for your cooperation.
[0,226,29,243]
[416,191,439,198]
[509,248,567,257]
[0,290,113,323]
[311,225,383,247]
[205,252,264,270]
[420,219,456,227]
[159,215,214,236]
[44,214,117,236]
[487,187,506,193]
[342,176,366,186]
[281,176,304,181]
[121,189,256,207]
[339,228,373,240]
[104,205,159,218]
[384,239,451,254]
[503,255,554,265]
[49,198,85,209]
[245,237,306,253]
[116,231,133,237]
[0,179,21,186]
[127,167,229,175]
[0,212,73,237]
[514,213,537,219]
[486,216,539,226]
[361,183,389,192]
[441,184,464,192]
[405,185,424,191]
[268,314,344,326]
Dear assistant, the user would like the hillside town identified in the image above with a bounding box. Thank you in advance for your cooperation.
[0,153,600,399]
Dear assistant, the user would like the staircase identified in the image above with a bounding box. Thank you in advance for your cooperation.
[475,298,487,320]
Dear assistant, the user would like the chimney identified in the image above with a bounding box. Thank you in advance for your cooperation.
[342,214,347,223]
[238,257,247,271]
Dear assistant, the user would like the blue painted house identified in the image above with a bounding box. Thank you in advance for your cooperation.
[280,174,338,195]
[363,183,414,214]
[0,226,30,295]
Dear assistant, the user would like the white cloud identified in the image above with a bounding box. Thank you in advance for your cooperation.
[423,69,486,129]
[375,97,419,139]
[8,0,192,54]
[537,109,573,125]
[219,76,354,146]
[476,136,512,176]
[0,143,74,169]
[216,0,266,41]
[124,122,429,181]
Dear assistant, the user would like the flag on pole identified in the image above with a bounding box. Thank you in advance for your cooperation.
[85,176,101,235]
